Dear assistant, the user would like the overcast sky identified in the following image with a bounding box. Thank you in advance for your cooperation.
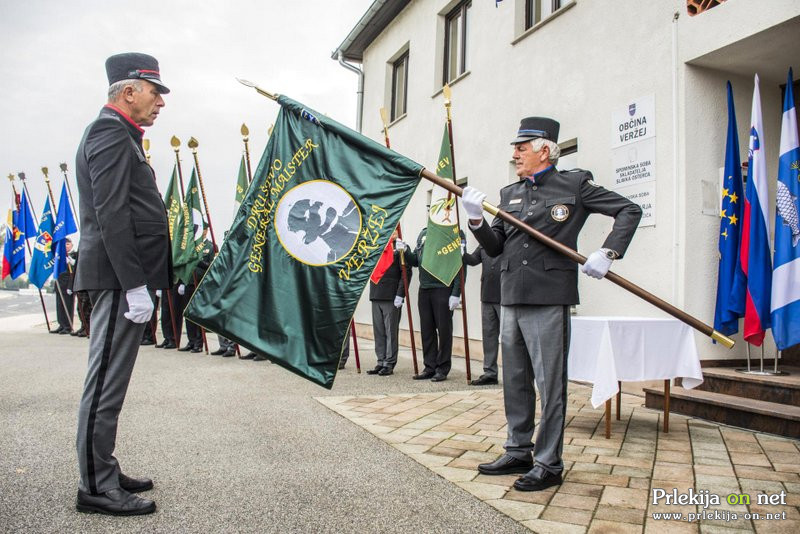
[1,0,373,238]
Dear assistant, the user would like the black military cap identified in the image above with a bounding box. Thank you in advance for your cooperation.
[105,52,170,94]
[511,116,559,144]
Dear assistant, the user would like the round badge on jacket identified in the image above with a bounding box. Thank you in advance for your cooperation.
[551,204,569,222]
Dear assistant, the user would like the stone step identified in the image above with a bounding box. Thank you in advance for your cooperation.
[644,385,800,439]
[683,366,800,405]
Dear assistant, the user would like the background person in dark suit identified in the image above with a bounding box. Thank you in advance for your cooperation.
[53,238,76,334]
[463,245,501,386]
[72,53,171,516]
[462,116,641,493]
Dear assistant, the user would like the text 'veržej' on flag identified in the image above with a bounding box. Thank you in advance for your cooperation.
[185,95,422,388]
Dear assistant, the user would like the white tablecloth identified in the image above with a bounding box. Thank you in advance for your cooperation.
[568,316,703,408]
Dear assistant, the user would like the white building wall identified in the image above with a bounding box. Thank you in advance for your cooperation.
[349,0,800,360]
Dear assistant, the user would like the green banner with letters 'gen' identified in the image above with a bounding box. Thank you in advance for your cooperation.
[185,96,422,388]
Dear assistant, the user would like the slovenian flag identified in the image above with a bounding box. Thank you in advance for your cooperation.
[770,68,800,350]
[730,74,772,346]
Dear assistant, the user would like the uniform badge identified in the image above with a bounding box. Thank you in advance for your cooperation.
[551,204,569,222]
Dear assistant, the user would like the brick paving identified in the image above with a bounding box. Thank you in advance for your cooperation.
[317,384,800,533]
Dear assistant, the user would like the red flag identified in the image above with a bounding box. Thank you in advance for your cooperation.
[370,239,395,284]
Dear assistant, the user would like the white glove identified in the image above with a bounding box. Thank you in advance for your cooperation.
[178,284,186,295]
[394,239,408,252]
[124,285,154,324]
[581,248,614,279]
[461,186,486,220]
[66,257,76,266]
[393,296,404,308]
[155,290,162,298]
[460,241,466,254]
[448,296,461,311]
[66,288,73,295]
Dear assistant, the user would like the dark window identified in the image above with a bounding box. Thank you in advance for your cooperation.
[525,0,571,29]
[443,1,471,85]
[391,52,409,121]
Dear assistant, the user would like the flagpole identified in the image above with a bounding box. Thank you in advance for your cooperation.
[8,173,52,332]
[380,107,419,375]
[171,136,187,202]
[350,321,361,373]
[186,137,218,253]
[442,85,473,383]
[241,124,253,184]
[58,163,79,230]
[419,168,736,349]
[40,168,75,332]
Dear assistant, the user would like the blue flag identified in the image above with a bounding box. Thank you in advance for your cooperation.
[713,81,745,336]
[770,68,800,350]
[52,183,77,279]
[28,197,55,288]
[3,201,26,279]
[18,188,37,240]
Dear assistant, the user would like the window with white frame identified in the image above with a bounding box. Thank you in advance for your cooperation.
[443,1,471,85]
[391,51,409,121]
[525,0,573,30]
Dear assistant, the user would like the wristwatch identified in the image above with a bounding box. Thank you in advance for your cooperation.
[603,248,619,260]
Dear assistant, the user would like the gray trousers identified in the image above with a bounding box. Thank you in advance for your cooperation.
[481,303,501,378]
[371,300,401,369]
[500,304,570,475]
[76,289,149,494]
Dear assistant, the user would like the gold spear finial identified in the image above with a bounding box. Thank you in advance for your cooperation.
[443,84,452,106]
[143,138,150,151]
[170,135,181,150]
[236,78,279,101]
[240,123,249,138]
[379,108,389,128]
[7,173,14,183]
[41,167,49,181]
[187,137,199,151]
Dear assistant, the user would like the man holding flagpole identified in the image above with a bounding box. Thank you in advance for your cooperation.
[461,116,641,492]
[73,52,171,516]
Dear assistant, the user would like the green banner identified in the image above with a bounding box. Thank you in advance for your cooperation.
[172,168,208,284]
[421,126,462,285]
[234,154,248,212]
[164,165,181,240]
[185,96,422,388]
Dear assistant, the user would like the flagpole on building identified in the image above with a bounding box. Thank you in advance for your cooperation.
[241,124,253,184]
[40,168,75,332]
[8,173,52,331]
[187,137,218,253]
[419,168,736,348]
[380,107,419,375]
[442,85,473,383]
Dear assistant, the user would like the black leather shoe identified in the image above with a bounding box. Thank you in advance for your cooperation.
[119,473,153,493]
[177,344,193,352]
[470,374,499,386]
[140,339,155,346]
[222,349,236,357]
[252,353,268,361]
[210,348,226,355]
[50,327,64,334]
[162,342,177,349]
[190,346,203,353]
[431,373,447,382]
[239,352,256,360]
[378,367,393,376]
[513,466,562,492]
[478,454,534,476]
[155,341,167,348]
[59,328,72,335]
[413,371,435,380]
[71,328,85,337]
[366,365,382,375]
[76,488,155,516]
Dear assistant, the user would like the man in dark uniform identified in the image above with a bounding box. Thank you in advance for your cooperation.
[461,117,641,492]
[177,246,212,353]
[366,231,412,376]
[73,53,171,515]
[464,245,501,385]
[396,227,464,382]
[53,239,76,334]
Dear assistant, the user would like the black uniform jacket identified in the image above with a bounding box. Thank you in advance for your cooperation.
[369,251,413,301]
[463,245,501,304]
[472,167,641,306]
[74,106,172,291]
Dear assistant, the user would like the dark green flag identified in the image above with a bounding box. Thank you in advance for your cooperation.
[185,96,422,388]
[233,154,248,213]
[164,165,181,239]
[172,168,208,284]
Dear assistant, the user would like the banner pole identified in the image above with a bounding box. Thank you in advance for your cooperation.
[171,136,187,201]
[241,124,254,184]
[442,85,472,383]
[380,107,419,375]
[187,137,218,253]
